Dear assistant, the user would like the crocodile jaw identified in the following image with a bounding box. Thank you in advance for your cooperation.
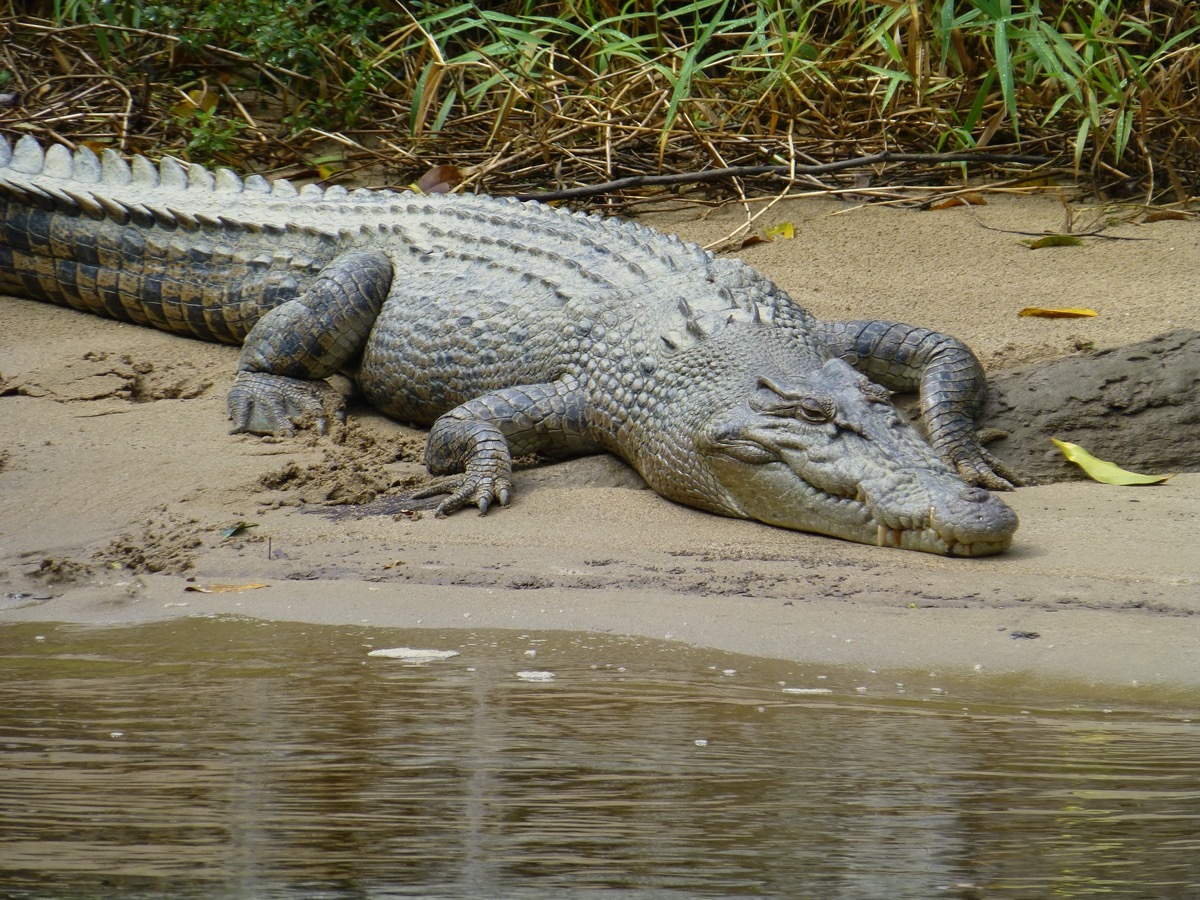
[705,454,1018,556]
[678,355,1019,556]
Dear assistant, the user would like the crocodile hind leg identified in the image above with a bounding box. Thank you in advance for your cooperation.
[814,319,1021,490]
[228,250,393,436]
[411,375,599,515]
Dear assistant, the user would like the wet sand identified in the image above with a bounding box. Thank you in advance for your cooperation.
[2,192,1198,684]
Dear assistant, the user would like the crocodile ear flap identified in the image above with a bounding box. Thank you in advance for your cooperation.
[859,378,893,404]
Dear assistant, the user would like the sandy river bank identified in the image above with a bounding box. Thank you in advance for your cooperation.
[3,191,1198,685]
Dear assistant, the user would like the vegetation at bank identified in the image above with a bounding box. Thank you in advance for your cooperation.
[2,1,1197,202]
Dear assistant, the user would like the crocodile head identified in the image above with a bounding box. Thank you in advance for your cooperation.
[696,357,1018,556]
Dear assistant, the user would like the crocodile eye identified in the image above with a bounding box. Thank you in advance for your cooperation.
[797,396,835,423]
[752,376,835,422]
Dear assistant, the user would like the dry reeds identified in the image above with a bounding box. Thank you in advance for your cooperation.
[1,2,1197,207]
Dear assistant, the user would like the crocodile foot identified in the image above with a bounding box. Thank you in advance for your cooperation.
[227,372,345,437]
[407,470,513,517]
[943,430,1023,490]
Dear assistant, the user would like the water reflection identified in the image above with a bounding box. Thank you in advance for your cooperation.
[0,618,1197,898]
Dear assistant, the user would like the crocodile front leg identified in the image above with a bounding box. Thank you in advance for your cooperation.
[815,319,1021,490]
[413,375,599,516]
[228,250,393,435]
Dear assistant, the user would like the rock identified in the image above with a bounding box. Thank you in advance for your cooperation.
[981,329,1200,484]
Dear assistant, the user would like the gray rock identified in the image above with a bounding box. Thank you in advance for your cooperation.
[983,330,1200,483]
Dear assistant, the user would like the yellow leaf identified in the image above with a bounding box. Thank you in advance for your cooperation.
[764,222,795,240]
[1018,307,1097,318]
[308,153,346,181]
[1051,439,1173,485]
[184,582,270,594]
[171,88,219,118]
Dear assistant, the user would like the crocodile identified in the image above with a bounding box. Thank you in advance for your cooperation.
[0,135,1019,555]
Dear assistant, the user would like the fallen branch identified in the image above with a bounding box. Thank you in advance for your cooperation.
[511,150,1056,202]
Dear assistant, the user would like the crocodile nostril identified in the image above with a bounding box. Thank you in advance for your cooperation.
[960,487,991,503]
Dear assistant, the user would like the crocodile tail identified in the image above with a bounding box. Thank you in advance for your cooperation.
[0,136,357,344]
[0,135,397,211]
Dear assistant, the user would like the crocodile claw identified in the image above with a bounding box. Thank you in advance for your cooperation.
[943,433,1023,491]
[409,471,513,517]
[228,372,345,438]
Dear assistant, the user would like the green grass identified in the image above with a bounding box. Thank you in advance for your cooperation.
[4,1,1198,199]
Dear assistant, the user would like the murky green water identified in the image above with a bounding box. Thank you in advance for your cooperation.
[0,618,1197,898]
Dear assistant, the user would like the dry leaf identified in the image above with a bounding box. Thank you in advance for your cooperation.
[184,582,270,594]
[929,193,987,210]
[50,43,73,75]
[1144,210,1188,223]
[1022,234,1083,249]
[1051,438,1174,485]
[1018,307,1097,318]
[415,164,463,194]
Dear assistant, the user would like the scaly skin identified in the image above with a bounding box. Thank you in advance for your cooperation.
[0,136,1019,555]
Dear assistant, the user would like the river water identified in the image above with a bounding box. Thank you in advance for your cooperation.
[1,617,1197,898]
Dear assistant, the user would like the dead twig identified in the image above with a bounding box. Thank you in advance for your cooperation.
[512,150,1055,202]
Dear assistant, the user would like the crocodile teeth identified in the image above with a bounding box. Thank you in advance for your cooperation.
[876,525,906,548]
